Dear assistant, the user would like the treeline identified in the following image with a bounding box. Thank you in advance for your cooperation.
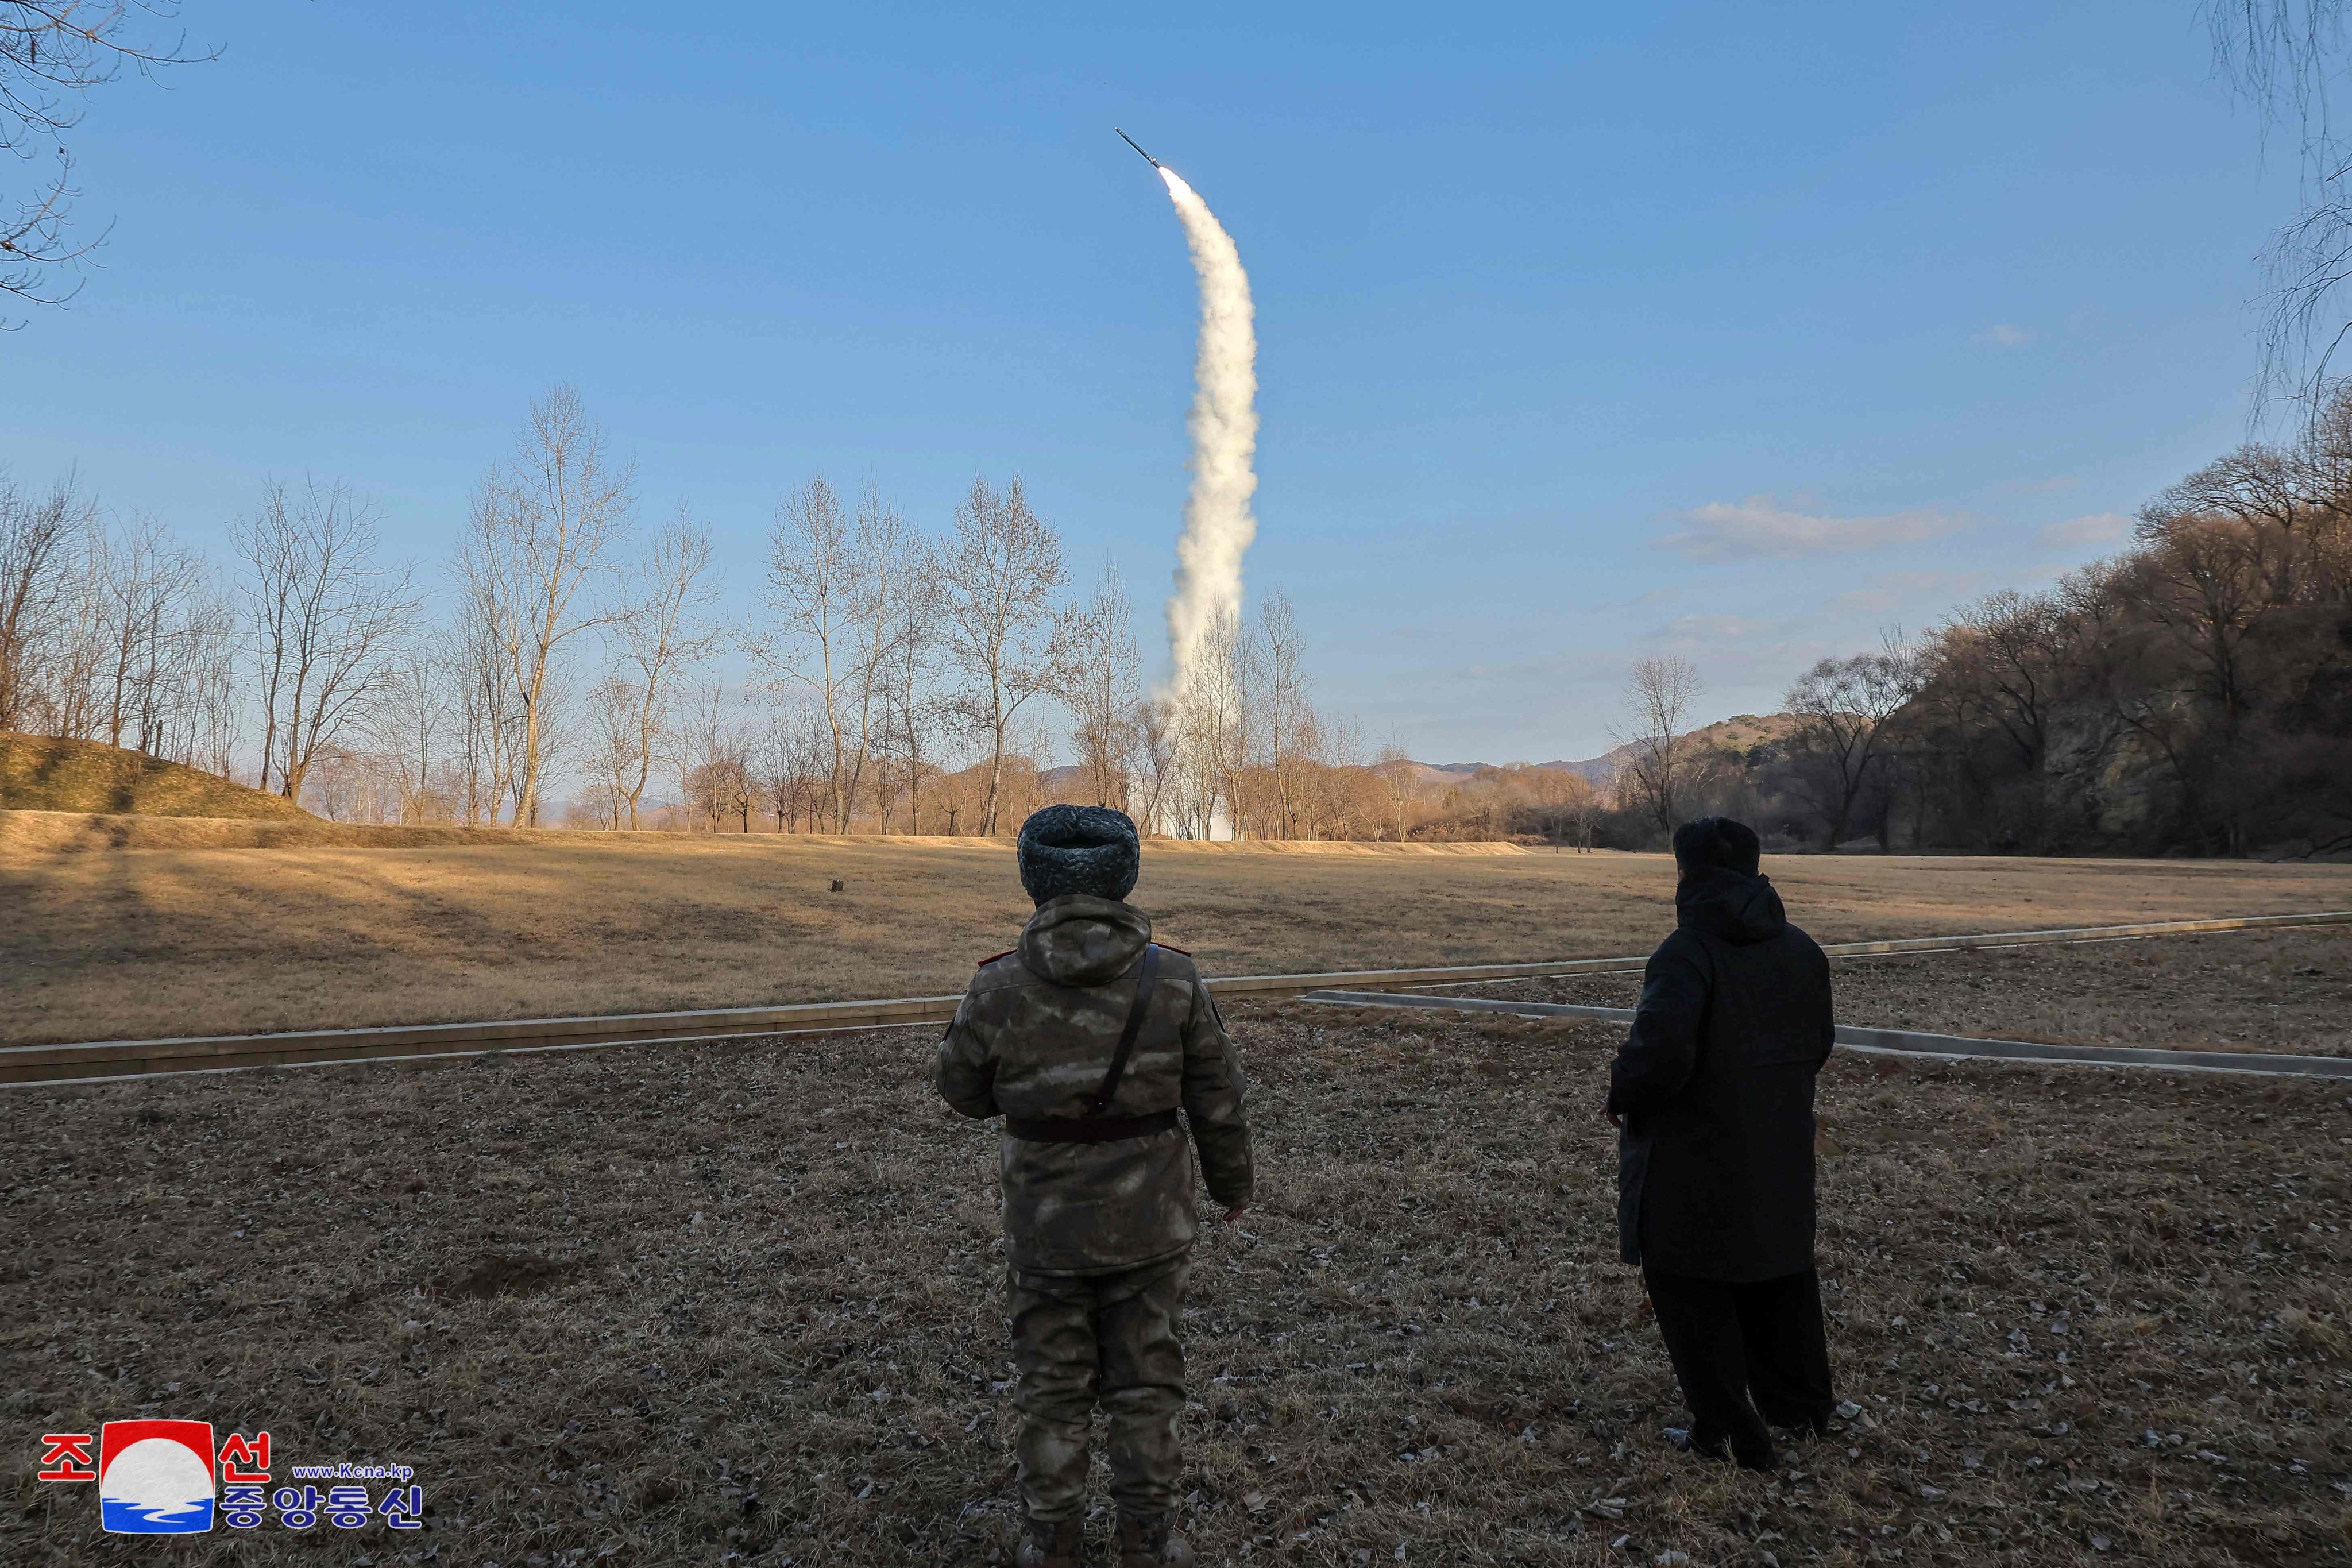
[1607,399,2352,857]
[21,381,2331,853]
[0,384,1604,840]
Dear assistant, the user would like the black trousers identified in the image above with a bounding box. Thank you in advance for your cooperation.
[1642,1265,1833,1470]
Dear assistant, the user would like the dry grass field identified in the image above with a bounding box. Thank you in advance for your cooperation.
[6,809,2351,1045]
[1455,926,2352,1056]
[5,1003,2347,1566]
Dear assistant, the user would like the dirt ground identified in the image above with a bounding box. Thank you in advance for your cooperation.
[1445,926,2352,1056]
[5,1005,2346,1566]
[5,820,2350,1045]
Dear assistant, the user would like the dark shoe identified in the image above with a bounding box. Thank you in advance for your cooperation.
[1664,1426,1738,1463]
[1117,1513,1195,1567]
[1764,1408,1834,1440]
[1015,1517,1083,1568]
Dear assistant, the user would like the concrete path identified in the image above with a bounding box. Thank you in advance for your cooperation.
[1300,989,2352,1081]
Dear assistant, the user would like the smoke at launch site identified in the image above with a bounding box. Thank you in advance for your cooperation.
[1155,165,1258,708]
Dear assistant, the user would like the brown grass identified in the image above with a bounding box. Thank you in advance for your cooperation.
[1451,926,2352,1056]
[5,827,2351,1046]
[3,1005,2345,1566]
[0,736,311,821]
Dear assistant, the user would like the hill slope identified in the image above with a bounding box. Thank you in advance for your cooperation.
[0,733,313,820]
[1415,714,1806,785]
[1537,712,1806,782]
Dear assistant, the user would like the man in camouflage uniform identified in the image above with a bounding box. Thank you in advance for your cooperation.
[938,805,1254,1568]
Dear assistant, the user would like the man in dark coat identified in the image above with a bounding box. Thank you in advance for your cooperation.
[938,805,1254,1568]
[1605,816,1837,1470]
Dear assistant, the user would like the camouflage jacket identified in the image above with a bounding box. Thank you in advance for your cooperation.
[936,893,1254,1276]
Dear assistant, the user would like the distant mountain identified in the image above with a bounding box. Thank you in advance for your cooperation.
[1432,713,1804,783]
[1027,713,1802,797]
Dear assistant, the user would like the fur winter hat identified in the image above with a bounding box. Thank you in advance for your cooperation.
[1672,815,1762,877]
[1017,805,1141,906]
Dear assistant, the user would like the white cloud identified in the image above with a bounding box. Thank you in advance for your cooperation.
[1651,612,1788,643]
[1976,323,2034,347]
[2038,511,2132,549]
[1449,649,1617,685]
[1824,569,1982,616]
[1658,496,1965,559]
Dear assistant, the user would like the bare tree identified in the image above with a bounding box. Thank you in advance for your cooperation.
[939,476,1067,835]
[1614,653,1702,835]
[2200,2,2352,422]
[372,634,458,823]
[844,486,921,829]
[754,478,851,829]
[0,468,94,728]
[1252,589,1318,837]
[155,568,237,774]
[1373,743,1420,842]
[679,685,754,832]
[37,520,110,740]
[579,673,638,830]
[756,700,831,832]
[1063,568,1141,810]
[1130,693,1178,836]
[0,2,215,319]
[880,531,944,832]
[450,574,522,825]
[92,515,173,747]
[302,744,404,825]
[1308,712,1366,839]
[79,520,235,771]
[1781,636,1924,851]
[2128,503,2300,734]
[1930,589,2076,774]
[608,507,719,829]
[1175,605,1247,839]
[234,478,419,802]
[460,385,635,826]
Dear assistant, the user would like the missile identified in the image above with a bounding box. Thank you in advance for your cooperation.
[1114,127,1163,169]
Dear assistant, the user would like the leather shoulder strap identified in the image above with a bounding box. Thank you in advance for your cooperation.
[1085,944,1160,1118]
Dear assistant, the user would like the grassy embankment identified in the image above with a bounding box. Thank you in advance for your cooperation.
[0,732,311,820]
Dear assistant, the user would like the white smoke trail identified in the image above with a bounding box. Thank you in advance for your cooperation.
[1156,166,1258,705]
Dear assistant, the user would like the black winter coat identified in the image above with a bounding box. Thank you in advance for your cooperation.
[1607,866,1835,1280]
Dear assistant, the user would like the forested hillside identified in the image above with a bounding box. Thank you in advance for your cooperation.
[1595,400,2352,857]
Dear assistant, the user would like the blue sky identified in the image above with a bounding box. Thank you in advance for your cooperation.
[1,1,2297,763]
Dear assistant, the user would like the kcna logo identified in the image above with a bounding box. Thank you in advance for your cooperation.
[39,1421,269,1535]
[98,1422,218,1534]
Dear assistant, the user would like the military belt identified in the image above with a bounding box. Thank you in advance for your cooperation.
[1003,1109,1180,1144]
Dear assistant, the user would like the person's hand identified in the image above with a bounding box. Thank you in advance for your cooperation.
[1600,1106,1623,1130]
[1219,1203,1248,1225]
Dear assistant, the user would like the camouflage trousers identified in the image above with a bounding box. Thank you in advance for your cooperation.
[1007,1252,1190,1524]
